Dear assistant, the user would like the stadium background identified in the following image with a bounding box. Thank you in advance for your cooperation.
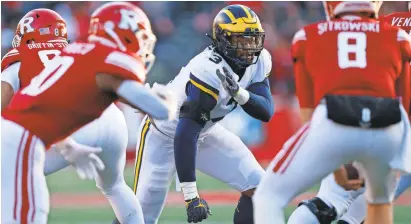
[2,1,411,223]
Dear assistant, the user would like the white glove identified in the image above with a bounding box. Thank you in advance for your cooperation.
[53,138,105,180]
[150,82,178,121]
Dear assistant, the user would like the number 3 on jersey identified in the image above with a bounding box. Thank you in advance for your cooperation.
[21,56,74,96]
[337,32,366,69]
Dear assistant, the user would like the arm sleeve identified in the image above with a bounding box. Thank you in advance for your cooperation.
[292,28,314,109]
[1,62,21,92]
[116,80,170,120]
[240,78,274,122]
[174,82,217,182]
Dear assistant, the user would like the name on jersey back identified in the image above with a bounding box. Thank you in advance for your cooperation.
[27,42,68,49]
[391,17,411,27]
[318,21,380,35]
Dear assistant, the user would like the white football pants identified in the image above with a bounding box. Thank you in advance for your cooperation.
[133,115,265,224]
[253,104,407,224]
[44,104,144,224]
[2,118,48,224]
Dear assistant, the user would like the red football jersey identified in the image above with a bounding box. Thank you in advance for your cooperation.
[1,41,68,88]
[292,17,411,114]
[382,12,411,34]
[2,41,146,148]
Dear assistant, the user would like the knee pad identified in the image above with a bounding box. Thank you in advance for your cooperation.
[298,197,337,224]
[233,194,253,224]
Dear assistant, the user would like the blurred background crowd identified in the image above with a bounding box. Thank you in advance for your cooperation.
[1,1,409,163]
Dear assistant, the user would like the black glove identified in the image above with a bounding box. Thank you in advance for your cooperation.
[185,197,212,223]
[216,67,239,97]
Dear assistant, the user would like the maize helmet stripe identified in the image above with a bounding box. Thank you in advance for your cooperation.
[216,11,233,24]
[219,22,263,33]
[223,9,236,23]
[239,5,253,20]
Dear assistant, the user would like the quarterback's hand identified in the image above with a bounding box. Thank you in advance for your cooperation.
[53,138,105,180]
[334,164,364,191]
[150,82,178,121]
[185,197,212,223]
[216,67,239,97]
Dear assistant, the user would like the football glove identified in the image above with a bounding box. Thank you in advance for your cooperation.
[216,67,239,97]
[185,197,212,223]
[53,137,105,180]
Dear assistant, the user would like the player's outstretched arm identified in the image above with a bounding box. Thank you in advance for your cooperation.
[216,67,274,122]
[96,73,176,120]
[1,62,21,110]
[174,83,214,223]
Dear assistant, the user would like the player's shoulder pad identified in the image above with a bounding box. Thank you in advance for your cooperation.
[292,28,307,45]
[104,49,146,82]
[185,47,222,100]
[252,48,272,83]
[260,48,272,77]
[1,48,20,71]
[291,28,307,60]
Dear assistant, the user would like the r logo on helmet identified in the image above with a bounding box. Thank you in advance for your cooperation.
[119,9,139,32]
[20,17,35,34]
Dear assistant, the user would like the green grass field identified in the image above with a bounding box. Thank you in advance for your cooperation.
[46,166,411,223]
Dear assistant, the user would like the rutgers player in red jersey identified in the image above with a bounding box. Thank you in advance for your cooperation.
[288,3,411,224]
[1,6,163,224]
[1,2,176,223]
[253,1,411,224]
[1,9,68,109]
[381,2,411,35]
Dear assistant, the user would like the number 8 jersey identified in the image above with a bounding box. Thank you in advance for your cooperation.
[292,17,411,114]
[1,41,68,91]
[2,41,145,148]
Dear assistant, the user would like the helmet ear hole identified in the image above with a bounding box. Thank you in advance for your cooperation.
[124,37,131,44]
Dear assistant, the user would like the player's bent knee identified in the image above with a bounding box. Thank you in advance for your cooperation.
[297,197,337,224]
[97,179,124,196]
[254,180,287,206]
